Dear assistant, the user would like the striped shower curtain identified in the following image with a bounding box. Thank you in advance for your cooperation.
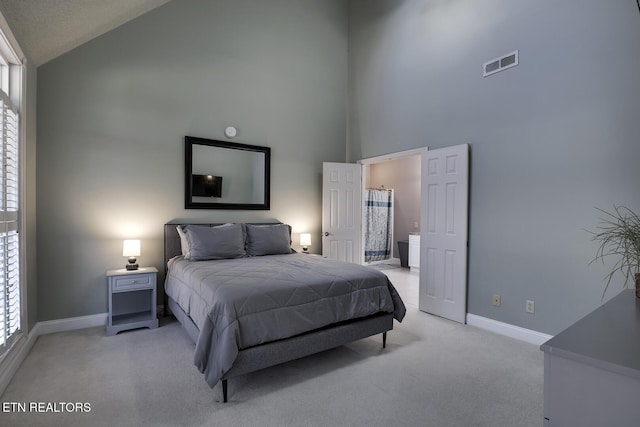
[364,189,393,262]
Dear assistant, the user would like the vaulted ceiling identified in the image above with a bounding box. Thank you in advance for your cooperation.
[0,0,172,66]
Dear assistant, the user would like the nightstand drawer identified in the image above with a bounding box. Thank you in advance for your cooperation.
[113,274,152,291]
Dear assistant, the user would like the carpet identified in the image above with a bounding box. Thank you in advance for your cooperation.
[0,271,543,427]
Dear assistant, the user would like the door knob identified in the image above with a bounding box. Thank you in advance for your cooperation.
[324,232,331,237]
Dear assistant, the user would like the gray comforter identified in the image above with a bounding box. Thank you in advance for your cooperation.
[165,253,406,387]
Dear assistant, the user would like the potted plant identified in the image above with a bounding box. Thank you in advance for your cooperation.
[587,205,640,299]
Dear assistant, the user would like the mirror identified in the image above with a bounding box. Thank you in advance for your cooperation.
[185,136,271,210]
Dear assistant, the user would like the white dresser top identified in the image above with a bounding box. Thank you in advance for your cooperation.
[540,289,640,380]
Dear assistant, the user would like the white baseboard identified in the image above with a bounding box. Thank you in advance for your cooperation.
[466,313,553,346]
[33,313,107,336]
[0,312,108,396]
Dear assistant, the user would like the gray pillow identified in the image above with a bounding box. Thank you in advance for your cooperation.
[180,223,246,261]
[245,224,292,256]
[176,225,191,258]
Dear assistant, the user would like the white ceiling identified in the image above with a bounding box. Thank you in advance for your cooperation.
[0,0,172,66]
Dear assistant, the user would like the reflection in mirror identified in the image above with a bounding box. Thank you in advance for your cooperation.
[185,136,270,210]
[191,174,222,198]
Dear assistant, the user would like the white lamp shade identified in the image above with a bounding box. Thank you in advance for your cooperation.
[299,233,312,247]
[122,240,141,257]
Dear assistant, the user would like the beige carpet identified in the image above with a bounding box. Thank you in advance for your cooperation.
[1,271,543,427]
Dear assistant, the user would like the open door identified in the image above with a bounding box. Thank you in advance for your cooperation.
[322,162,362,263]
[419,144,469,324]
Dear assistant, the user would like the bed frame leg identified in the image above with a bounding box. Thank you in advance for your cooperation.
[222,380,228,403]
[383,331,387,349]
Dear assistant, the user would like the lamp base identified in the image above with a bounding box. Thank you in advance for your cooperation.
[302,247,309,254]
[126,257,138,270]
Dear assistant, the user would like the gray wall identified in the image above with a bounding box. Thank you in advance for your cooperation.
[349,0,640,334]
[36,0,347,321]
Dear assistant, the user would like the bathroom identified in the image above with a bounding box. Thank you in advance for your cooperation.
[363,153,421,269]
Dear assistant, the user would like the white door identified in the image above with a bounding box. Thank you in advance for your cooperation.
[322,162,362,263]
[419,144,469,323]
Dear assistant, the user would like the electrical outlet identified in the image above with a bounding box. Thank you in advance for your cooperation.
[526,300,535,314]
[492,294,501,307]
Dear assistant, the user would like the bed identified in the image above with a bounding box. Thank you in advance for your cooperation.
[164,222,406,402]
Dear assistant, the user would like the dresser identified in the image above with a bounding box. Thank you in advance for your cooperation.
[540,290,640,426]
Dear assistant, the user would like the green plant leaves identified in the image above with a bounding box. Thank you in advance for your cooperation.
[587,205,640,299]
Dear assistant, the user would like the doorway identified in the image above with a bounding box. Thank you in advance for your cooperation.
[359,149,423,267]
[322,144,469,324]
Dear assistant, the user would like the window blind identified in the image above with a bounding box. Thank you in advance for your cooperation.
[0,90,19,350]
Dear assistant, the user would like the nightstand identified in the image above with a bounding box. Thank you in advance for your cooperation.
[106,267,159,336]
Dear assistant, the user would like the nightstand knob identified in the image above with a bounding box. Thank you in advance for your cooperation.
[130,280,137,284]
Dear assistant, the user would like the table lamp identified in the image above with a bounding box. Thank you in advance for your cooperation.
[123,239,140,270]
[300,233,311,254]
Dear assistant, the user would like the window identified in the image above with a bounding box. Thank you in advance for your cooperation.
[0,91,19,351]
[0,14,23,358]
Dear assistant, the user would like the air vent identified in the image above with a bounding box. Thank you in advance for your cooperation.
[483,50,518,77]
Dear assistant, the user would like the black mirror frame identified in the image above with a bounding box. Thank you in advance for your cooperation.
[184,136,271,210]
